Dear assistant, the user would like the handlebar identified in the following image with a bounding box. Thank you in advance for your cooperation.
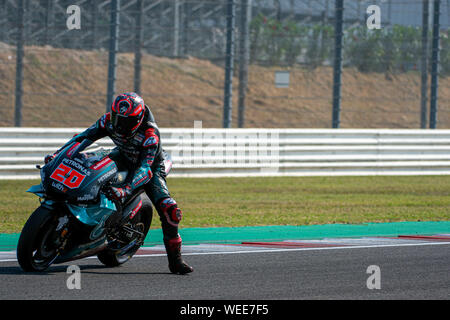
[70,139,94,159]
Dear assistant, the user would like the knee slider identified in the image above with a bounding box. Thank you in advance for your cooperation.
[158,198,182,226]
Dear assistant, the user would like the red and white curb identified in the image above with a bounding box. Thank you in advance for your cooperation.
[133,234,450,257]
[1,234,450,262]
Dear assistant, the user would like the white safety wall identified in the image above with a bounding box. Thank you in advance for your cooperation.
[1,127,450,179]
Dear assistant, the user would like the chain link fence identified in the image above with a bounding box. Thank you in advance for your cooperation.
[0,0,449,128]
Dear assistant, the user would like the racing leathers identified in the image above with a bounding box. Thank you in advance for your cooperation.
[49,105,193,274]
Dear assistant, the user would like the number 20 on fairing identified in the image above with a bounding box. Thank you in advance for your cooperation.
[50,164,86,189]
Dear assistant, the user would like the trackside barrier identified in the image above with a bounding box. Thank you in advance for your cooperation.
[1,128,450,179]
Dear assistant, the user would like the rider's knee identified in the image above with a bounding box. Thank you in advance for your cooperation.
[157,198,182,227]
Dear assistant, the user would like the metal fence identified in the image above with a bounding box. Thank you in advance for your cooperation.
[0,0,449,129]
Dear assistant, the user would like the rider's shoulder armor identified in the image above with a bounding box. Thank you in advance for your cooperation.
[98,113,111,130]
[103,108,162,166]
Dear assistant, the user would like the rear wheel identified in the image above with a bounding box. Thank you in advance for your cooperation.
[17,207,61,272]
[97,197,152,267]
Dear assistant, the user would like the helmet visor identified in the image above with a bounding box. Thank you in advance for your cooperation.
[111,113,140,137]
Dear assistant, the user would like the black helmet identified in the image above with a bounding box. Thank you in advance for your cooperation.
[111,92,145,138]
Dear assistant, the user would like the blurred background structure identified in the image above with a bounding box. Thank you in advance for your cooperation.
[0,0,449,128]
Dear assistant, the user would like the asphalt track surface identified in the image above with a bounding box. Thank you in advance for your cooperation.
[0,242,449,300]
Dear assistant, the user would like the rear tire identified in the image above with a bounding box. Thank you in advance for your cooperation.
[17,207,59,272]
[97,197,152,267]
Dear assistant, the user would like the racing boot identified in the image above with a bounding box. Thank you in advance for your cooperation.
[163,235,193,275]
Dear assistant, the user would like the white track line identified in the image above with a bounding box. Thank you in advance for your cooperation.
[133,241,450,258]
[2,241,449,263]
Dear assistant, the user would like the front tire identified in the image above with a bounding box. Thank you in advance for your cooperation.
[17,207,60,272]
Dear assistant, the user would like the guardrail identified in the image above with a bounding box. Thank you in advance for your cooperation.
[1,127,450,179]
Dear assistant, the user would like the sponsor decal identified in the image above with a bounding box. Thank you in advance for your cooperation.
[91,157,113,170]
[50,163,86,189]
[111,133,128,143]
[66,142,80,158]
[116,99,131,114]
[52,181,68,193]
[119,101,131,114]
[143,129,159,147]
[77,194,95,201]
[143,136,158,147]
[97,167,118,183]
[134,133,144,143]
[63,158,90,176]
[133,175,148,188]
[129,199,143,220]
[120,104,129,114]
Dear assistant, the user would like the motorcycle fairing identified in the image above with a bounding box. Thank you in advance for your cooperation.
[54,236,108,264]
[26,184,45,198]
[66,193,117,226]
[28,183,118,228]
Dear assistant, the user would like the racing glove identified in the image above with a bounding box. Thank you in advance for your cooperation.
[106,185,132,202]
[44,153,57,164]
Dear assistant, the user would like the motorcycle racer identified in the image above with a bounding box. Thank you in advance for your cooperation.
[45,92,193,275]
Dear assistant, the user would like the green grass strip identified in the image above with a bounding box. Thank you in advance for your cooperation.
[1,221,449,251]
[2,176,450,234]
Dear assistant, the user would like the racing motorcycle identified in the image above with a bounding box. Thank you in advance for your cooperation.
[17,139,168,272]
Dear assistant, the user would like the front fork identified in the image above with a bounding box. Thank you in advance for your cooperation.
[40,200,71,255]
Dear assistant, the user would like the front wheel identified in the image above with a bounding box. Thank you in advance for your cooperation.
[97,197,152,267]
[17,207,61,272]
